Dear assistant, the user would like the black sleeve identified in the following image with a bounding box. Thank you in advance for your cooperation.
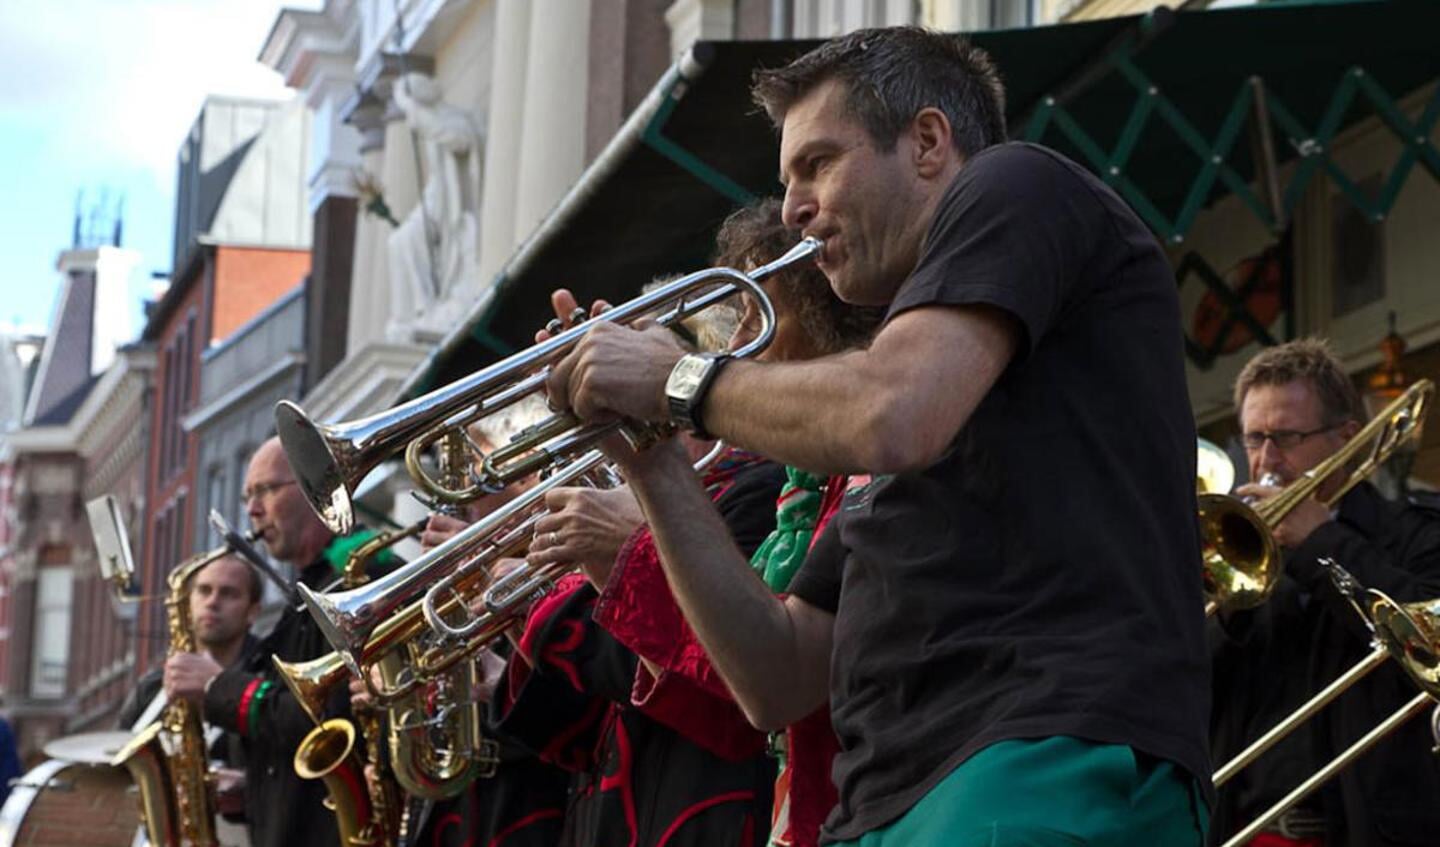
[1290,506,1440,640]
[787,517,844,614]
[890,144,1108,356]
[714,462,787,559]
[204,614,348,750]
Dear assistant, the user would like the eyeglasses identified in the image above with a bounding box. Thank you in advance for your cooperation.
[241,480,296,503]
[1240,425,1337,451]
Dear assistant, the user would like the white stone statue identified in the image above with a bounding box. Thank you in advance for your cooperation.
[386,72,484,342]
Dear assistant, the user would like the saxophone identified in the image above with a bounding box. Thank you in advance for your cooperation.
[292,521,423,847]
[112,543,246,847]
[294,718,381,847]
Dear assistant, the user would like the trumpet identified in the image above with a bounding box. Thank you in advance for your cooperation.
[1200,379,1433,616]
[275,236,820,535]
[300,449,612,682]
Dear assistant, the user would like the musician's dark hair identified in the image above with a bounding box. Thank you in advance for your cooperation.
[714,198,883,354]
[1234,337,1365,427]
[752,26,1007,157]
[194,554,264,605]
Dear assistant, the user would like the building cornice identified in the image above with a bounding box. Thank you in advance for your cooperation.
[300,341,428,423]
[4,347,155,458]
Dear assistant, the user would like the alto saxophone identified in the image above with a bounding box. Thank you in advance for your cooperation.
[112,541,252,847]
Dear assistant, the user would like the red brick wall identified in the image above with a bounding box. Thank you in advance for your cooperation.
[210,246,309,344]
[139,272,207,677]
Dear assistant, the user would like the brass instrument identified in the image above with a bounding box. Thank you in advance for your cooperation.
[285,430,500,826]
[1200,379,1433,616]
[1217,574,1440,847]
[293,719,380,847]
[298,450,611,684]
[1197,437,1236,495]
[293,520,423,847]
[274,236,818,535]
[109,538,256,847]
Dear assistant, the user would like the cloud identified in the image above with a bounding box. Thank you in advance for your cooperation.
[0,0,317,184]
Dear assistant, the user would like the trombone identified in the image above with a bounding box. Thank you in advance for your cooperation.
[274,236,820,535]
[1217,570,1440,847]
[1200,379,1433,616]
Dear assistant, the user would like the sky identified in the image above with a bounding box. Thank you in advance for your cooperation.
[0,0,321,340]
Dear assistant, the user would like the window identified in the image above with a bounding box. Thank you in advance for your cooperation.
[31,565,73,698]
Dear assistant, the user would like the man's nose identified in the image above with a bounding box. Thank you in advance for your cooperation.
[1253,441,1286,479]
[781,186,816,232]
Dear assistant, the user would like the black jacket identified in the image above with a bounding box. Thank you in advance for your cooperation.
[205,553,351,847]
[1209,483,1440,846]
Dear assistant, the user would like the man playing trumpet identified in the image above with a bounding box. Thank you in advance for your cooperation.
[544,25,1211,847]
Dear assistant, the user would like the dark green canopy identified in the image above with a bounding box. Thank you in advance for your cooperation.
[403,0,1439,394]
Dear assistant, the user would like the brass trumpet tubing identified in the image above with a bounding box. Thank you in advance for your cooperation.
[1200,380,1433,616]
[383,651,497,800]
[277,237,818,535]
[1221,691,1434,847]
[1254,381,1433,524]
[300,449,609,674]
[1213,645,1388,786]
[343,518,427,587]
[405,422,488,505]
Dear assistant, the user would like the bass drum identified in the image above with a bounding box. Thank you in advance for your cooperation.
[0,758,142,847]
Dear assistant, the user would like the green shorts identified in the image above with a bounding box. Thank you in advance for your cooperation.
[836,736,1209,847]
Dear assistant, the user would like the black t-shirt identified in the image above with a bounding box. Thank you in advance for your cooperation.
[788,142,1211,842]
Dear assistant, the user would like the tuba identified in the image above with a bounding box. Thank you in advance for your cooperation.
[1200,379,1433,616]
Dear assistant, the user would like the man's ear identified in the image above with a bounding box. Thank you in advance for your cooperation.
[911,107,958,179]
[246,603,260,627]
[1338,419,1363,442]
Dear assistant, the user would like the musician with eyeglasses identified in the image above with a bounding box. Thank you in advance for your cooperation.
[163,438,394,847]
[544,26,1211,847]
[1209,338,1440,847]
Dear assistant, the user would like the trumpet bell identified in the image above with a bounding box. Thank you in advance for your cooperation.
[1199,493,1280,614]
[1369,592,1440,697]
[273,652,352,725]
[276,401,360,535]
[296,584,371,679]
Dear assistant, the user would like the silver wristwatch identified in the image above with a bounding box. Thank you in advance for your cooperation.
[665,352,730,439]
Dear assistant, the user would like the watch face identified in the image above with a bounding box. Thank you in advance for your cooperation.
[667,355,710,398]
